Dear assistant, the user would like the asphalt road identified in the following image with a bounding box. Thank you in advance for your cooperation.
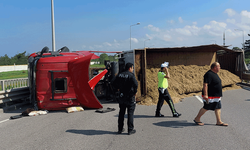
[0,88,250,150]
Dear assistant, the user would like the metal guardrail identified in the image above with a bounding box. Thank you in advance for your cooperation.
[0,78,30,112]
[0,78,29,91]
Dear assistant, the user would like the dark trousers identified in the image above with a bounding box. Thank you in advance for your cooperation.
[118,97,136,132]
[156,88,176,115]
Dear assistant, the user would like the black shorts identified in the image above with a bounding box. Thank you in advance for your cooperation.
[203,101,221,110]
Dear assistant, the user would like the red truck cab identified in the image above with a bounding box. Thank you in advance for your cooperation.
[28,47,107,110]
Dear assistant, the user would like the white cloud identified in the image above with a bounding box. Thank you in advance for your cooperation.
[167,20,175,24]
[226,19,236,24]
[241,10,250,18]
[103,42,112,46]
[177,37,183,41]
[86,8,250,52]
[186,25,200,35]
[203,21,227,32]
[146,34,153,40]
[224,8,236,17]
[113,39,120,46]
[175,28,192,36]
[143,17,233,47]
[236,24,250,32]
[163,34,172,41]
[240,10,250,25]
[147,24,160,32]
[203,25,211,30]
[213,21,227,28]
[131,38,139,43]
[179,17,183,23]
[175,25,200,36]
[94,45,103,48]
[200,21,227,37]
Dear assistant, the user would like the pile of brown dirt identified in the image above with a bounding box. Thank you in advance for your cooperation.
[137,65,241,105]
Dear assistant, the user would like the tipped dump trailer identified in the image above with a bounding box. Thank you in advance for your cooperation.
[117,45,248,98]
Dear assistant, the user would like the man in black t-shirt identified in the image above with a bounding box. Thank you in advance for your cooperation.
[193,62,228,126]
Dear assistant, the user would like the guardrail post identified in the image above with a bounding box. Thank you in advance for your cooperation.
[6,81,8,90]
[0,80,4,91]
[7,81,9,90]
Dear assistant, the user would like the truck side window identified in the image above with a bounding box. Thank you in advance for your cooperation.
[54,78,67,93]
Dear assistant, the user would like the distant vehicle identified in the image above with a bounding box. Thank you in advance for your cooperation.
[28,46,107,110]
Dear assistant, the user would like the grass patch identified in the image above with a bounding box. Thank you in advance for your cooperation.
[0,70,28,80]
[0,64,104,80]
[90,64,105,68]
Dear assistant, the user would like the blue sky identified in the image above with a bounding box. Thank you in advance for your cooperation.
[1,0,250,57]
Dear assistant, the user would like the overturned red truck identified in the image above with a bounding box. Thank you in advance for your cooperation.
[28,46,108,110]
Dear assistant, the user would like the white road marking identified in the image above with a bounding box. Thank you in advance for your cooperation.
[195,95,203,103]
[0,119,9,124]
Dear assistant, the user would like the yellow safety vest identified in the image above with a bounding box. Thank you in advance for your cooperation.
[158,71,168,89]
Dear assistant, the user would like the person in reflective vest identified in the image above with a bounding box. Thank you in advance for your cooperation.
[155,62,181,117]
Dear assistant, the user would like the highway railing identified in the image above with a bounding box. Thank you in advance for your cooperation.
[0,78,30,112]
[0,78,29,91]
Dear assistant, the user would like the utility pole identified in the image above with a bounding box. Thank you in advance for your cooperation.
[51,0,56,52]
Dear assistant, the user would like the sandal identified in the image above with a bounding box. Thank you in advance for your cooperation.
[216,123,228,126]
[193,120,204,126]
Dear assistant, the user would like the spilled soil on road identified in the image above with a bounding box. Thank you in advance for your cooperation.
[137,65,241,105]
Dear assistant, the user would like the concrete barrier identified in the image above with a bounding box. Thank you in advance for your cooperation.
[0,65,27,72]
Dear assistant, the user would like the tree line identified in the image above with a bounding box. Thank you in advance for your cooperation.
[92,53,118,65]
[0,52,117,66]
[0,51,29,66]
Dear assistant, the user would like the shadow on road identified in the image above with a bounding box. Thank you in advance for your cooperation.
[153,120,197,128]
[66,129,117,135]
[114,114,174,118]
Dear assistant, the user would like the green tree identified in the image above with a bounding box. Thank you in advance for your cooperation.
[0,54,11,65]
[108,55,118,62]
[245,51,250,65]
[0,51,29,66]
[11,51,28,65]
[232,47,241,50]
[98,53,109,65]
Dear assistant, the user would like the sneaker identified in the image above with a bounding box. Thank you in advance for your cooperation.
[173,113,181,117]
[118,128,125,134]
[128,129,136,135]
[155,113,164,117]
